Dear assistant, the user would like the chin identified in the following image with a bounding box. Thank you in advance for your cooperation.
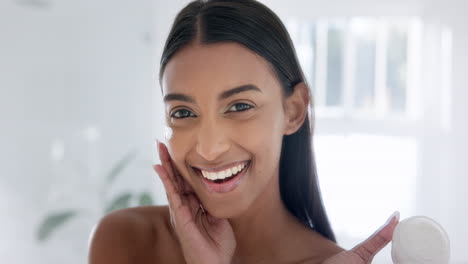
[202,197,248,220]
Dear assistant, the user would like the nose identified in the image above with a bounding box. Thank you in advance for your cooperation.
[195,118,231,161]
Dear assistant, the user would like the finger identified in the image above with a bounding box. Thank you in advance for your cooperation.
[155,142,200,217]
[157,141,174,180]
[157,141,183,193]
[153,164,185,212]
[176,168,195,195]
[185,193,203,218]
[351,211,400,263]
[158,141,194,195]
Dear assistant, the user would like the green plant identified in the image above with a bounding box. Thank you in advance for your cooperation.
[36,149,154,242]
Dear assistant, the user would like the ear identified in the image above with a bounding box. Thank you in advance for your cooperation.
[283,82,311,136]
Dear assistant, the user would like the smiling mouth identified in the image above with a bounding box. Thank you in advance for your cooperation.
[192,160,251,184]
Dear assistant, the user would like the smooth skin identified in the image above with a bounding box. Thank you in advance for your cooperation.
[88,42,400,264]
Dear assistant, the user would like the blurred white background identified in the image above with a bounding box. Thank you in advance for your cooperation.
[0,0,466,263]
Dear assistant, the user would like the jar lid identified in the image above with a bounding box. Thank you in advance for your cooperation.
[391,216,450,264]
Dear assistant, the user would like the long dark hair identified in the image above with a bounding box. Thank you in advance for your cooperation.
[159,0,336,242]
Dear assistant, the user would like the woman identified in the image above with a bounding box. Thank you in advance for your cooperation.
[88,0,399,263]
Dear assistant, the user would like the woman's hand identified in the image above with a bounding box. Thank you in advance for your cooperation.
[323,212,400,264]
[152,141,236,264]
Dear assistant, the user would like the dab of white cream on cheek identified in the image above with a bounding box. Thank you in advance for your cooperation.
[164,126,173,142]
[163,126,178,163]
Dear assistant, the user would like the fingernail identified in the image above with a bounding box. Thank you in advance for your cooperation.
[386,210,400,225]
[156,139,161,160]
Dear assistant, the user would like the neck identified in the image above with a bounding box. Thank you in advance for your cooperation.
[228,172,303,263]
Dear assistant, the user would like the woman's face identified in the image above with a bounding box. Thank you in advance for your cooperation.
[161,42,289,218]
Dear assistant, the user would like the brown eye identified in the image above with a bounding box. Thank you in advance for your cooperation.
[170,109,196,119]
[227,103,254,113]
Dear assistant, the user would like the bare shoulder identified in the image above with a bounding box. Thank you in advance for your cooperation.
[292,227,346,264]
[88,205,185,264]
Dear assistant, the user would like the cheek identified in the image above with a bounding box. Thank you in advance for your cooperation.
[232,112,284,178]
[165,126,192,177]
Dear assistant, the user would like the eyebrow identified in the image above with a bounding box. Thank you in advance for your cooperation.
[163,84,262,104]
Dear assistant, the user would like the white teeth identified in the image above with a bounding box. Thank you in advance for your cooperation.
[200,161,248,181]
[219,170,226,180]
[209,172,216,180]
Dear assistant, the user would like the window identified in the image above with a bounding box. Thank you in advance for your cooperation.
[287,18,421,119]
